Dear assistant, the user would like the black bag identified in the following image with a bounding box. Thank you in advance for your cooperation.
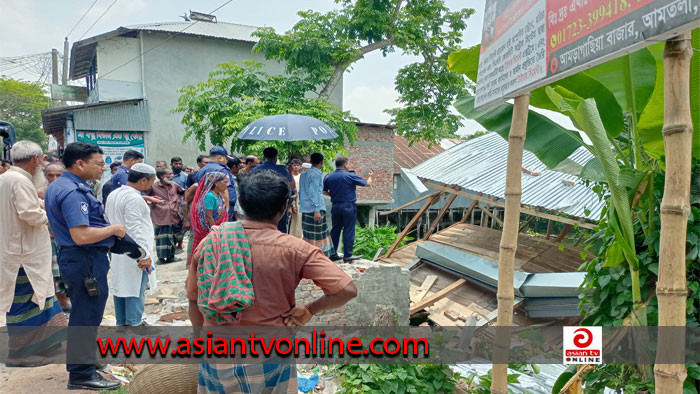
[110,233,147,260]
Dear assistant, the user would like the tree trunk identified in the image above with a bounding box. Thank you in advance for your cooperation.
[491,95,529,394]
[654,33,693,394]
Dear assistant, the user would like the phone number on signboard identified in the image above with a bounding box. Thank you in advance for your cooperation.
[550,0,644,48]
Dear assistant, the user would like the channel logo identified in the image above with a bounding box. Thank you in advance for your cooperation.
[563,326,602,364]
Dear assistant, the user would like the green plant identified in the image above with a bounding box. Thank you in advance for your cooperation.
[335,364,459,394]
[353,224,412,259]
[466,369,522,394]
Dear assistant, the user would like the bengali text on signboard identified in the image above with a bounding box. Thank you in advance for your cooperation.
[475,0,700,108]
[76,130,146,168]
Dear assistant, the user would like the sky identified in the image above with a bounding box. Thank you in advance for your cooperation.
[0,0,574,134]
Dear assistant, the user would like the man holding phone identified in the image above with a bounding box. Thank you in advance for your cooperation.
[323,156,373,263]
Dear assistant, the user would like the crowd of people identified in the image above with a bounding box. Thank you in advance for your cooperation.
[0,139,374,392]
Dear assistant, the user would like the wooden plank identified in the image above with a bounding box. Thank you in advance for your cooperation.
[477,202,504,227]
[424,183,597,229]
[384,193,441,257]
[554,224,573,243]
[410,278,466,314]
[423,193,458,240]
[412,275,438,302]
[378,192,439,215]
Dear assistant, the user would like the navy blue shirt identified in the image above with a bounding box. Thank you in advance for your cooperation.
[45,172,115,248]
[186,170,198,188]
[111,165,129,189]
[196,161,236,205]
[251,161,293,184]
[323,169,367,203]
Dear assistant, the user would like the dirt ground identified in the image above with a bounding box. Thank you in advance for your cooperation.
[0,248,192,394]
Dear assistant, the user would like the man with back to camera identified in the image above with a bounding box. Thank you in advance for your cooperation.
[323,156,372,263]
[45,141,125,391]
[251,147,295,232]
[111,150,144,189]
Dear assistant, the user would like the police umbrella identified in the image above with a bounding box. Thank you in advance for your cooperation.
[236,114,339,141]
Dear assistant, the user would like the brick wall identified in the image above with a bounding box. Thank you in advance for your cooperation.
[295,260,409,326]
[346,124,394,204]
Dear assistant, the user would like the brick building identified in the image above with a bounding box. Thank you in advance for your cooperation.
[346,122,394,225]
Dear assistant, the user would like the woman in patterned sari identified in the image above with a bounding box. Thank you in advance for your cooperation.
[188,171,229,266]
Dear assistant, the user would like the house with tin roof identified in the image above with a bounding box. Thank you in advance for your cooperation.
[42,12,343,166]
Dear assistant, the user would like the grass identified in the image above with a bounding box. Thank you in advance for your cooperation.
[100,385,129,394]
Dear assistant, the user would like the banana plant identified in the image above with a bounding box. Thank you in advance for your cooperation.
[545,85,646,326]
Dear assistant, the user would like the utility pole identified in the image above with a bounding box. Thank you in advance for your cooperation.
[51,48,59,108]
[51,48,59,85]
[62,38,69,85]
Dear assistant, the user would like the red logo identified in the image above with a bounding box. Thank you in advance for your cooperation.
[573,328,593,348]
[550,57,558,74]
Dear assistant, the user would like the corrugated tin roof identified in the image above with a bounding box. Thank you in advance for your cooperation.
[125,21,259,42]
[394,134,444,174]
[70,21,259,79]
[411,132,603,221]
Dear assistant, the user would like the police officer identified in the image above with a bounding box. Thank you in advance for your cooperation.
[323,156,373,263]
[45,142,125,391]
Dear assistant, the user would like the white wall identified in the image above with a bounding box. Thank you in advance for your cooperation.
[138,31,343,166]
[96,35,142,83]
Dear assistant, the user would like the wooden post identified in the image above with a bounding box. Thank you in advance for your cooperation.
[459,200,478,223]
[545,219,552,239]
[491,94,529,394]
[423,193,458,240]
[553,224,573,243]
[654,32,693,394]
[384,193,440,257]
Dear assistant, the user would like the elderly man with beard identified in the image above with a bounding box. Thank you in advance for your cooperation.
[44,163,71,312]
[0,141,68,367]
[148,168,185,265]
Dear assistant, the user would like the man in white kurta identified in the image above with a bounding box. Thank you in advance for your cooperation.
[0,143,54,315]
[105,163,157,326]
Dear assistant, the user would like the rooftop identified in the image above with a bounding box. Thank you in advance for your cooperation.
[393,134,445,174]
[411,132,603,222]
[70,20,260,80]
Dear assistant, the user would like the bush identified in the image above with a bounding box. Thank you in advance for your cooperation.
[335,364,459,394]
[353,225,413,259]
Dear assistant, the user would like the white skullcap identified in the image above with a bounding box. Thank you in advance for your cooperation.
[130,163,156,175]
[302,163,312,169]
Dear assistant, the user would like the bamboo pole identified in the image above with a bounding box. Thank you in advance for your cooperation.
[491,94,529,394]
[654,32,693,394]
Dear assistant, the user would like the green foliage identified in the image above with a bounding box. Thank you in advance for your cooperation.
[353,224,411,259]
[252,0,475,143]
[581,364,654,394]
[174,61,357,161]
[335,364,460,394]
[0,77,50,150]
[461,369,523,394]
[449,28,700,171]
[579,161,700,327]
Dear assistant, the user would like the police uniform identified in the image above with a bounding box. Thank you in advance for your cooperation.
[323,169,367,258]
[111,164,129,189]
[45,172,115,380]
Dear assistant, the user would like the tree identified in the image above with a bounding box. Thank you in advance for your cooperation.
[176,0,475,155]
[0,77,50,150]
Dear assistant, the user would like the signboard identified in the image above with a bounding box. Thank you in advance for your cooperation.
[51,84,88,102]
[475,0,700,108]
[76,130,146,167]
